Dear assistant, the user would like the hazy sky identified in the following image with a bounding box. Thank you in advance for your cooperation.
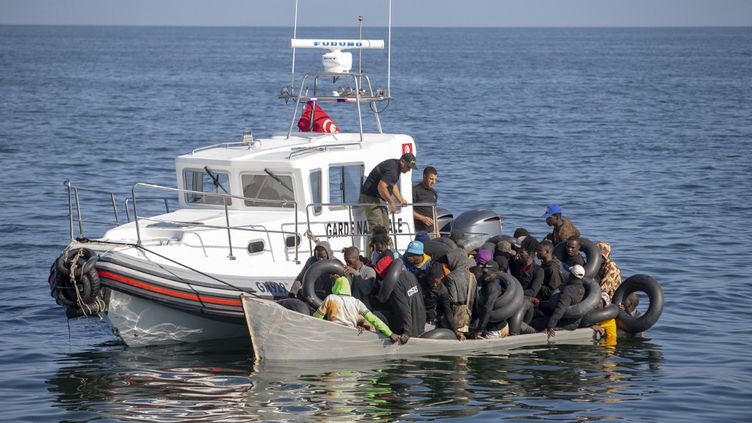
[1,0,751,27]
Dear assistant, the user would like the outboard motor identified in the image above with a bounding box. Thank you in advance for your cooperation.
[450,209,503,251]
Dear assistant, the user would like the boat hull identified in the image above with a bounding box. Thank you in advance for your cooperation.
[241,295,596,361]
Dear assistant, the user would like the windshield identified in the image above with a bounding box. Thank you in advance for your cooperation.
[242,173,295,208]
[184,169,231,205]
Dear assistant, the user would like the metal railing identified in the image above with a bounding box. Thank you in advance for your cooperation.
[65,180,122,240]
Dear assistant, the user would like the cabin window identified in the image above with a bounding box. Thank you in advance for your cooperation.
[328,164,363,206]
[183,169,232,205]
[310,169,322,214]
[241,173,295,208]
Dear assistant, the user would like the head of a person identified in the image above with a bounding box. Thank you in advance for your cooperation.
[415,231,430,244]
[623,292,639,313]
[472,260,500,282]
[513,227,530,239]
[596,241,612,260]
[342,246,361,269]
[314,245,329,261]
[566,237,581,257]
[496,240,515,258]
[570,264,585,280]
[543,204,563,226]
[427,262,445,289]
[371,234,391,254]
[450,231,466,248]
[399,153,417,173]
[404,240,425,265]
[536,240,555,262]
[331,276,352,296]
[422,166,438,189]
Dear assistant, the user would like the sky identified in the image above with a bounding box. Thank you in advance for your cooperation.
[1,0,751,27]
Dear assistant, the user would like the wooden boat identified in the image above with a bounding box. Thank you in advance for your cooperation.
[240,294,596,362]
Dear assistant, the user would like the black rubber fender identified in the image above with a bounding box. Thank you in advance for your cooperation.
[485,234,516,247]
[376,258,403,303]
[562,278,602,319]
[420,328,458,340]
[276,298,313,315]
[612,274,664,333]
[302,259,345,309]
[508,298,533,335]
[554,237,603,278]
[580,303,619,327]
[53,248,101,305]
[489,273,524,322]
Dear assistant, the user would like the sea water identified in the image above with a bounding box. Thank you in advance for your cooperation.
[1,26,751,421]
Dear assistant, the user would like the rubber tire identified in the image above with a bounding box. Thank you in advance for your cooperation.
[420,328,458,340]
[485,234,516,247]
[424,238,457,260]
[562,277,602,319]
[489,273,524,322]
[302,259,345,309]
[376,258,403,303]
[508,298,533,335]
[554,237,603,278]
[580,303,619,327]
[277,298,313,315]
[612,274,664,333]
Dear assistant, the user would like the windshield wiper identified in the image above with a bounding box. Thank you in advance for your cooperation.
[264,168,294,193]
[204,166,229,194]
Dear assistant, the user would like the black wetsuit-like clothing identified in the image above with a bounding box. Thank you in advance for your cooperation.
[539,258,564,301]
[512,262,545,298]
[475,275,507,332]
[412,182,438,232]
[421,281,458,331]
[546,278,586,330]
[388,271,427,337]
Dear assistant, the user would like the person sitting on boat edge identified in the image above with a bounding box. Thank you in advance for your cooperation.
[359,153,416,253]
[412,166,439,235]
[470,260,509,339]
[422,262,464,340]
[342,246,377,310]
[543,204,581,246]
[373,254,426,338]
[313,276,407,344]
[290,241,335,299]
[403,240,432,285]
[595,240,622,300]
[591,292,619,346]
[543,264,587,339]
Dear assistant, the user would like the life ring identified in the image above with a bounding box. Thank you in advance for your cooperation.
[612,274,664,333]
[562,277,602,319]
[420,328,458,340]
[489,273,524,322]
[53,248,101,305]
[424,238,457,260]
[302,259,344,309]
[376,258,403,303]
[553,237,602,278]
[580,303,619,327]
[508,298,533,335]
[276,298,313,315]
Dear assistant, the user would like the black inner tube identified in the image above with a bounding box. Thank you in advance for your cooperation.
[489,273,524,322]
[302,259,345,309]
[612,274,664,333]
[553,237,603,278]
[562,278,602,319]
[580,303,619,327]
[276,298,313,315]
[508,298,533,335]
[376,258,403,303]
[420,328,458,340]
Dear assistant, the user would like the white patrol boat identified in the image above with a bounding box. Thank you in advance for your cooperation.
[48,1,503,347]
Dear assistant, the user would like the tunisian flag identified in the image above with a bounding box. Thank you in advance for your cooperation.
[297,100,340,133]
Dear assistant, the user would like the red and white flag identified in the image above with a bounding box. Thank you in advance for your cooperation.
[297,100,340,134]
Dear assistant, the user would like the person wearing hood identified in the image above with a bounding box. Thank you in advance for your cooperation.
[595,241,621,300]
[470,260,509,339]
[544,264,587,338]
[373,254,426,337]
[313,276,407,344]
[441,248,476,334]
[291,241,336,300]
[422,262,463,340]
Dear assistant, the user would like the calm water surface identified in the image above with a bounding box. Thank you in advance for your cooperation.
[1,26,751,421]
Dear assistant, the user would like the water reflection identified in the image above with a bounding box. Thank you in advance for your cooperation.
[47,338,664,421]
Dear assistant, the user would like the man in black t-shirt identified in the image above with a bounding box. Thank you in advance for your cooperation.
[412,166,438,235]
[359,153,416,241]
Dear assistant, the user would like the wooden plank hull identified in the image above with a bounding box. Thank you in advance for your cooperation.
[240,295,595,361]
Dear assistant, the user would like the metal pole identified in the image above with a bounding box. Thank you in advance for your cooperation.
[225,199,235,260]
[131,185,142,245]
[354,76,364,141]
[387,0,392,98]
[65,180,74,241]
[74,188,84,238]
[290,0,300,91]
[110,193,120,226]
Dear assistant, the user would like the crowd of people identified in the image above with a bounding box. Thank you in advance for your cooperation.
[292,156,638,345]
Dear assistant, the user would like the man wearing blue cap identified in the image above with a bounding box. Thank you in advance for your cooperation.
[403,240,431,285]
[543,204,580,246]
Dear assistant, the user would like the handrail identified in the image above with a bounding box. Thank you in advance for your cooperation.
[131,182,299,263]
[124,196,171,222]
[64,180,121,241]
[287,142,362,160]
[191,141,250,155]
